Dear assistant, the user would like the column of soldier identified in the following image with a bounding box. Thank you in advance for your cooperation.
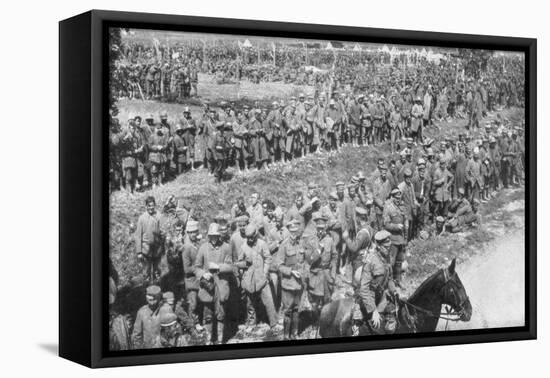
[114,118,524,349]
[112,77,516,192]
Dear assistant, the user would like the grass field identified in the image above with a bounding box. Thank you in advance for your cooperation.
[116,73,313,126]
[110,80,525,341]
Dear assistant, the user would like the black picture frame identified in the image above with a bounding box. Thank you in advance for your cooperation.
[59,9,537,368]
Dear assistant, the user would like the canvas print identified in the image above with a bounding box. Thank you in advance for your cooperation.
[107,27,526,351]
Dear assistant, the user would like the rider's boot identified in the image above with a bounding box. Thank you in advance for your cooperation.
[283,313,291,340]
[290,311,300,340]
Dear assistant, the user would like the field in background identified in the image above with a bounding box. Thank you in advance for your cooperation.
[116,73,313,125]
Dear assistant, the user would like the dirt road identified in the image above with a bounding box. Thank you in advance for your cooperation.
[437,228,525,331]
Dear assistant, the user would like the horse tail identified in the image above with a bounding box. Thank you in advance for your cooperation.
[319,298,355,338]
[319,300,339,338]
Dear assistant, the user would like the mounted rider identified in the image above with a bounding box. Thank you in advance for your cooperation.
[351,230,397,336]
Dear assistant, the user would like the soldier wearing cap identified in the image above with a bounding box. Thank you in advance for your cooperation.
[373,163,393,231]
[163,220,187,300]
[466,149,483,203]
[488,136,501,192]
[281,102,296,160]
[159,111,174,179]
[235,224,278,329]
[412,164,431,232]
[181,107,197,170]
[263,207,290,309]
[388,104,401,154]
[351,230,397,336]
[120,120,145,193]
[157,291,194,337]
[132,285,162,349]
[194,223,234,344]
[304,212,337,317]
[212,121,228,183]
[246,109,262,169]
[372,97,385,145]
[343,206,375,285]
[148,121,170,188]
[172,122,189,174]
[348,94,363,147]
[232,110,249,172]
[447,189,479,232]
[214,212,232,244]
[410,97,423,144]
[135,196,164,283]
[432,157,454,218]
[453,141,468,199]
[398,168,418,241]
[181,220,201,326]
[325,99,342,151]
[276,219,307,340]
[199,107,218,173]
[247,193,265,230]
[284,191,306,230]
[383,188,408,287]
[155,311,189,348]
[397,149,414,183]
[267,100,285,162]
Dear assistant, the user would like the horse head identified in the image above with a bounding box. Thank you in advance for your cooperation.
[440,258,472,322]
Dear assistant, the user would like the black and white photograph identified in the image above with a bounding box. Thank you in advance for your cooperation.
[107,26,527,351]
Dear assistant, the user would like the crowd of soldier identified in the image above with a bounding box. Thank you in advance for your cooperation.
[110,71,522,192]
[109,119,525,348]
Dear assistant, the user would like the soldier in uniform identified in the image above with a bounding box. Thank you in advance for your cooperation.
[348,94,363,147]
[194,223,234,344]
[325,99,342,151]
[372,98,385,145]
[181,107,197,170]
[267,101,284,162]
[412,164,431,234]
[397,168,418,241]
[155,311,189,348]
[466,150,484,203]
[383,188,408,287]
[132,285,162,349]
[148,123,169,188]
[304,213,338,320]
[235,224,279,329]
[432,157,454,218]
[351,231,397,336]
[182,220,201,327]
[172,123,188,175]
[163,221,186,300]
[373,163,393,231]
[277,219,307,340]
[342,207,374,286]
[411,97,423,144]
[135,196,164,283]
[120,122,144,193]
[488,136,502,192]
[447,191,480,232]
[212,122,228,183]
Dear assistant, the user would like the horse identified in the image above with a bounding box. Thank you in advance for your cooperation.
[319,258,472,337]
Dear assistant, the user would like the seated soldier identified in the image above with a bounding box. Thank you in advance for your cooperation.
[351,230,397,336]
[447,198,481,232]
[447,189,480,233]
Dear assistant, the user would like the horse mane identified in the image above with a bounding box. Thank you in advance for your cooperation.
[407,268,445,304]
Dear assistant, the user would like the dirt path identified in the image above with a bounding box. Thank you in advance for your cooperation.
[437,228,525,331]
